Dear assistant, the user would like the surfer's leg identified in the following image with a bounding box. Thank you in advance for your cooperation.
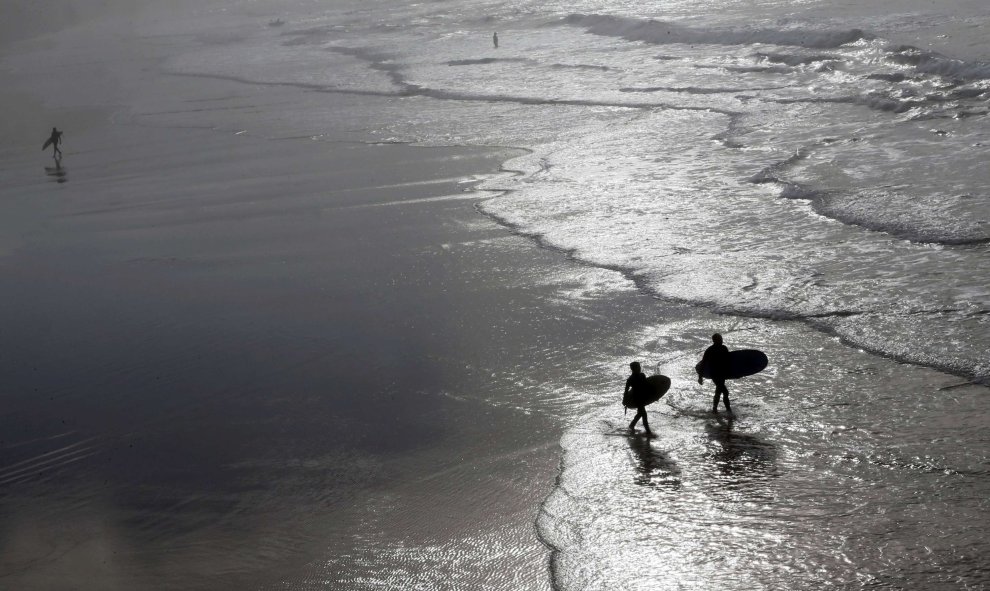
[629,410,641,429]
[712,379,726,412]
[640,408,651,434]
[715,380,731,414]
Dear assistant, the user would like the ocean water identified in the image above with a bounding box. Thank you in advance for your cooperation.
[151,0,989,588]
[10,0,990,588]
[152,0,990,380]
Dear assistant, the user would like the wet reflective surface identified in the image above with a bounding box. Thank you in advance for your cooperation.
[541,314,988,590]
[3,0,989,588]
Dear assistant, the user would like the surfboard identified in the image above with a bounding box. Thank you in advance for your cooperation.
[42,138,53,150]
[623,374,671,408]
[697,349,768,380]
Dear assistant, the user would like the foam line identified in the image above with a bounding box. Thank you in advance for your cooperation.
[561,14,872,49]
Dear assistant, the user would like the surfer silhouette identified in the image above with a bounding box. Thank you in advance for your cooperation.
[493,31,498,48]
[43,127,63,159]
[697,333,732,414]
[624,361,653,435]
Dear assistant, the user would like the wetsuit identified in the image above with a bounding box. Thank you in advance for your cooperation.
[625,371,652,432]
[700,343,732,413]
[47,129,63,158]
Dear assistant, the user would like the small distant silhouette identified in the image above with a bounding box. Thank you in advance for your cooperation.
[42,127,63,159]
[697,333,732,414]
[624,361,653,436]
[493,31,498,48]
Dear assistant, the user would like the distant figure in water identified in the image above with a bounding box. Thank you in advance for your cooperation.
[697,333,732,414]
[493,31,498,48]
[42,127,63,159]
[624,361,653,435]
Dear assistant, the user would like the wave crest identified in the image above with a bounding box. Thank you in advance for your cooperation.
[887,45,990,82]
[561,14,872,49]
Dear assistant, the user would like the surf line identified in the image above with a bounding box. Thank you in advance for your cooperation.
[473,191,988,388]
[164,68,739,118]
[938,380,981,391]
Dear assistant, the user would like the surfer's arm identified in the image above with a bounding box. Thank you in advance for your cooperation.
[695,353,707,384]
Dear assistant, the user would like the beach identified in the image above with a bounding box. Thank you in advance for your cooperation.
[0,113,561,591]
[3,0,990,589]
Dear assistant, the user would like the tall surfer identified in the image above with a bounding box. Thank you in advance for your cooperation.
[697,333,732,414]
[624,361,653,435]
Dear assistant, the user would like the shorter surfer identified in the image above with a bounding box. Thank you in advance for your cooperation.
[493,31,498,48]
[697,333,732,414]
[624,361,653,435]
[43,127,63,159]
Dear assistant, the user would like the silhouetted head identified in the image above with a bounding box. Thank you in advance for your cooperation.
[629,361,641,373]
[712,333,723,344]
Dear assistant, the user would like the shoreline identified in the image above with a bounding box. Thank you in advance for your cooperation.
[480,190,990,386]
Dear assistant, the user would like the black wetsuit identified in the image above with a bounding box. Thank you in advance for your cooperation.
[47,129,63,158]
[625,371,651,431]
[700,343,732,413]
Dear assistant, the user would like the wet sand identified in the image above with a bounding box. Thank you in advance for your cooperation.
[0,86,577,588]
[0,9,585,586]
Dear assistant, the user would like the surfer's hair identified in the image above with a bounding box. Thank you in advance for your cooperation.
[629,361,641,372]
[712,333,723,343]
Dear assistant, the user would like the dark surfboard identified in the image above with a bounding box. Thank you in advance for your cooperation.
[623,374,671,408]
[697,349,768,380]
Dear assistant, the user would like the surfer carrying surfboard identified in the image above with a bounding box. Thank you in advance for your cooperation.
[43,127,63,159]
[624,361,653,435]
[697,333,732,415]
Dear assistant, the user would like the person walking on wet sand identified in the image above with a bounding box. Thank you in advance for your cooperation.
[697,333,732,414]
[624,361,653,435]
[493,31,498,48]
[42,127,63,159]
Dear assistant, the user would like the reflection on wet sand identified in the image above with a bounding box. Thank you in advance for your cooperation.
[44,158,67,184]
[628,434,680,489]
[704,416,778,483]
